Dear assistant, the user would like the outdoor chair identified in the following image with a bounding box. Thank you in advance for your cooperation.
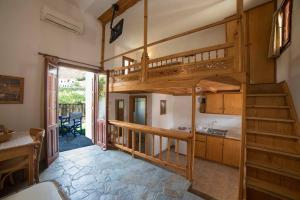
[60,112,83,137]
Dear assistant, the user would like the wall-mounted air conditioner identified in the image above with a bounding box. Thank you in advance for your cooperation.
[41,5,84,34]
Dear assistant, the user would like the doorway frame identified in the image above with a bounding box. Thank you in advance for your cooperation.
[115,99,125,121]
[129,95,148,125]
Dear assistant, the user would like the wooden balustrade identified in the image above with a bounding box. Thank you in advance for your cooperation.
[108,120,194,180]
[109,42,235,84]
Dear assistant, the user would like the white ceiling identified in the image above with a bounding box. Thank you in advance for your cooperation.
[71,0,272,18]
[70,0,272,52]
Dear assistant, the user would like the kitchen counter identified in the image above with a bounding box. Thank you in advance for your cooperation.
[196,131,241,140]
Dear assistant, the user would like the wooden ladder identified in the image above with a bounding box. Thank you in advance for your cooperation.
[245,82,300,200]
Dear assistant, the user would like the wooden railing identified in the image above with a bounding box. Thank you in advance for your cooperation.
[108,120,193,180]
[109,42,235,84]
[58,103,85,117]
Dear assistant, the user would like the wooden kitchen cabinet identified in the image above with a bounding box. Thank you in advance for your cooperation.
[224,93,242,115]
[195,141,206,159]
[206,94,224,114]
[223,138,241,167]
[206,136,223,162]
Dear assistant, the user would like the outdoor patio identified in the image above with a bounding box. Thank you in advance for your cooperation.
[59,132,93,152]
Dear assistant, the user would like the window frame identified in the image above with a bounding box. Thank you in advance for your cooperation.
[279,0,293,53]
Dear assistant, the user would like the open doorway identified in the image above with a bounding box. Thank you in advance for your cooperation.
[57,67,94,152]
[129,96,147,153]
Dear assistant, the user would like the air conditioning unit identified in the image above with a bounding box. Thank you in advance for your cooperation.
[41,5,84,34]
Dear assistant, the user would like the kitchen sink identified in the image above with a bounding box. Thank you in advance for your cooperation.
[207,128,227,136]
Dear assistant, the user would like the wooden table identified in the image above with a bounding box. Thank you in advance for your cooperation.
[0,131,36,185]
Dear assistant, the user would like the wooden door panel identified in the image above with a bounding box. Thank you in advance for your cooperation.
[224,93,242,115]
[195,141,206,159]
[94,72,108,150]
[206,136,224,162]
[96,119,107,149]
[223,138,241,167]
[47,124,59,165]
[247,2,275,84]
[206,94,224,114]
[44,57,59,166]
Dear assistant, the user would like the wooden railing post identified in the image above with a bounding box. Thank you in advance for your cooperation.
[141,0,148,82]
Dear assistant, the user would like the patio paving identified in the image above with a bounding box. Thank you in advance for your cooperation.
[40,145,203,200]
[59,132,93,152]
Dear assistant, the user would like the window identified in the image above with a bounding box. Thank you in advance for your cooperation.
[122,56,135,75]
[269,0,292,57]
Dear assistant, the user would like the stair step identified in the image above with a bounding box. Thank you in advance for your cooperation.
[247,177,300,200]
[247,93,288,97]
[246,105,290,109]
[246,130,300,140]
[247,144,300,159]
[246,162,300,180]
[246,117,295,123]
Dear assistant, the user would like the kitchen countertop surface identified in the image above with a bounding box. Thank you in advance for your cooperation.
[196,130,241,140]
[174,127,241,140]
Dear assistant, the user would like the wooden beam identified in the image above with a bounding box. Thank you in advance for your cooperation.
[98,0,140,24]
[100,22,106,69]
[191,86,196,180]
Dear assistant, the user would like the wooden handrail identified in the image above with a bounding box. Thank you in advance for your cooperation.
[108,120,193,180]
[109,120,192,140]
[103,15,240,63]
[110,42,234,72]
[148,42,234,64]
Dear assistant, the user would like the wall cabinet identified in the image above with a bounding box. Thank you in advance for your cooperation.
[224,93,242,115]
[223,138,241,167]
[206,93,242,115]
[206,136,224,162]
[206,94,224,114]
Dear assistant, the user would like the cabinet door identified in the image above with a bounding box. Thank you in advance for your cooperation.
[224,93,242,115]
[206,94,224,114]
[247,2,275,84]
[195,141,206,159]
[223,139,241,167]
[206,136,223,162]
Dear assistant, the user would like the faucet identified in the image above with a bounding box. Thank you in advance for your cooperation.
[209,120,217,129]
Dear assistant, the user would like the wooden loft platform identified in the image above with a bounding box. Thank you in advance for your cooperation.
[110,78,242,95]
[109,42,245,94]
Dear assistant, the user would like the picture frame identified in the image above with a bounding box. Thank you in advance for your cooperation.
[0,75,24,104]
[160,100,166,115]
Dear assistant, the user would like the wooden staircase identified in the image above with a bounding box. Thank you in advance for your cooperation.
[245,82,300,200]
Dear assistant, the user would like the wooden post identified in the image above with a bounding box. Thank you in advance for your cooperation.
[191,85,196,180]
[239,83,246,200]
[237,0,245,199]
[237,0,244,73]
[141,0,148,82]
[100,22,106,70]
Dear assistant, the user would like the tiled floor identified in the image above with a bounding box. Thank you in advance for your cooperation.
[59,132,93,152]
[40,145,203,200]
[191,159,239,200]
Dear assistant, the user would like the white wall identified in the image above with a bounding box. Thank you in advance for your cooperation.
[276,0,300,117]
[0,0,101,131]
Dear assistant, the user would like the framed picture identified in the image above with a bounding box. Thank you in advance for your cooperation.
[0,75,24,104]
[160,100,166,115]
